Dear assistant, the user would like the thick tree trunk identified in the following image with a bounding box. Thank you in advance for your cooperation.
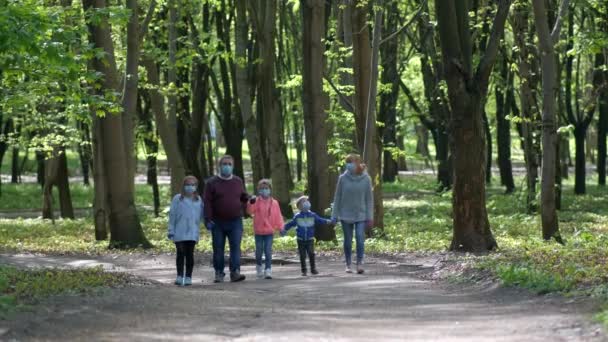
[532,0,567,243]
[302,0,334,241]
[379,0,399,183]
[84,0,150,248]
[436,0,510,251]
[143,58,186,195]
[364,3,384,233]
[91,103,108,241]
[252,0,293,216]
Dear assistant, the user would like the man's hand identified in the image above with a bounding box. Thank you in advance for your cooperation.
[206,221,215,231]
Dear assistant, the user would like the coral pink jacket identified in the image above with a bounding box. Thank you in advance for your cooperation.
[247,197,284,235]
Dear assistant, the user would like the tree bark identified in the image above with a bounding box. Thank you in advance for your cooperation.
[599,51,608,185]
[42,148,74,220]
[143,58,186,195]
[83,0,150,248]
[301,0,334,241]
[512,4,540,213]
[236,0,265,188]
[436,0,510,251]
[251,0,293,216]
[496,51,515,193]
[379,0,399,183]
[532,0,568,242]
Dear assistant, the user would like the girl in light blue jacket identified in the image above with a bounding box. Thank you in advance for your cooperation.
[168,175,204,286]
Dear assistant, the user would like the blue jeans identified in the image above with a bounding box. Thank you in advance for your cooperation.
[255,234,274,270]
[342,221,366,266]
[211,218,243,275]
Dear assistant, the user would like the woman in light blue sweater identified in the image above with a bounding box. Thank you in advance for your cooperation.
[168,175,204,286]
[331,154,374,274]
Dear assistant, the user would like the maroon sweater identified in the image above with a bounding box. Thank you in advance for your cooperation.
[203,176,249,222]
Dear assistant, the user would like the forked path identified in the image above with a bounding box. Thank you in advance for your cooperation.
[0,252,605,341]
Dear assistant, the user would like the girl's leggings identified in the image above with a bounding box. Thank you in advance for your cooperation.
[175,241,196,277]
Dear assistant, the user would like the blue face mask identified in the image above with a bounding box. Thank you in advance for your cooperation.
[184,185,196,194]
[259,188,271,198]
[301,201,311,211]
[220,164,233,176]
[346,162,356,173]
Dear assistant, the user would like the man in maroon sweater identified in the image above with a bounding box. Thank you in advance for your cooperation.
[204,155,250,283]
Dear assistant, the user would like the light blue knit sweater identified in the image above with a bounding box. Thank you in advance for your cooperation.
[331,171,374,223]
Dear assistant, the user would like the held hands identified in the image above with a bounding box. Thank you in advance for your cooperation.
[206,221,215,231]
[331,217,338,225]
[280,228,287,237]
[366,220,374,229]
[249,196,257,205]
[167,233,174,240]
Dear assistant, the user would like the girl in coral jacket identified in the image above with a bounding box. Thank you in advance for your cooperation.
[247,179,285,279]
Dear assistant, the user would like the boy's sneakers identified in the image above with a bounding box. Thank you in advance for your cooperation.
[357,263,365,274]
[345,266,353,274]
[184,277,192,286]
[230,272,246,282]
[311,269,319,275]
[175,276,183,285]
[264,268,272,280]
[256,265,264,279]
[214,273,225,283]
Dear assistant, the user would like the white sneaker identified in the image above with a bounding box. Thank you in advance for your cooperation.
[345,266,353,274]
[264,268,272,279]
[256,265,264,279]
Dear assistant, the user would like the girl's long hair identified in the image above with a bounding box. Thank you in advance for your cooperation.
[180,175,201,201]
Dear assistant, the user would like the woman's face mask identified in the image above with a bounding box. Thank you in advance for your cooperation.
[184,184,197,194]
[345,162,356,173]
[259,188,271,198]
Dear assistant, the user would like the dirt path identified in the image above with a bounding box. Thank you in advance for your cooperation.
[0,252,605,341]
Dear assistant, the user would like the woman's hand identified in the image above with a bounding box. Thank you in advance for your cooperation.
[366,220,374,229]
[249,196,257,204]
[167,233,174,240]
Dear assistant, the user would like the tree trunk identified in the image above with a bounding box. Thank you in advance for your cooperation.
[532,0,567,243]
[143,58,186,195]
[301,0,334,241]
[77,123,91,186]
[512,4,540,213]
[436,0,510,251]
[11,146,19,183]
[379,0,399,183]
[574,126,587,194]
[84,0,150,248]
[138,92,161,217]
[483,109,492,184]
[90,101,108,241]
[36,150,45,187]
[599,51,608,185]
[252,0,293,216]
[236,0,265,188]
[0,119,11,195]
[496,53,515,193]
[363,3,384,233]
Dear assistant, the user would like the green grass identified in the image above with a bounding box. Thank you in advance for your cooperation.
[0,265,129,317]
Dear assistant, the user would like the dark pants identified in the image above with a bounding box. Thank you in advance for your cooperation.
[255,234,274,270]
[212,218,243,275]
[175,241,196,277]
[297,239,316,272]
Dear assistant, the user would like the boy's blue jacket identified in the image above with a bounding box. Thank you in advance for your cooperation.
[283,211,332,240]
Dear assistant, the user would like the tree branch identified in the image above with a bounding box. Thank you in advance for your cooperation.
[475,0,512,86]
[324,74,355,113]
[379,0,426,45]
[550,0,570,44]
[138,0,157,46]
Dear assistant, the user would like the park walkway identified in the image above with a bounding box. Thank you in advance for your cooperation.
[0,252,605,341]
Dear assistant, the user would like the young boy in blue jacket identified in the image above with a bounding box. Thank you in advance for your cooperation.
[282,196,336,276]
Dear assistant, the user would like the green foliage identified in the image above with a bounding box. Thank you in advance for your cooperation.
[0,265,128,317]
